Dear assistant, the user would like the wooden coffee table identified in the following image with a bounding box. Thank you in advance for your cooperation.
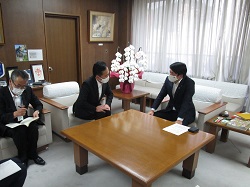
[61,109,214,187]
[112,89,149,112]
[205,112,250,167]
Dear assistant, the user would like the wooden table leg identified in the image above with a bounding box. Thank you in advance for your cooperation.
[205,125,218,153]
[74,143,88,175]
[182,151,199,179]
[220,128,229,142]
[132,179,151,187]
[140,96,146,112]
[122,100,131,111]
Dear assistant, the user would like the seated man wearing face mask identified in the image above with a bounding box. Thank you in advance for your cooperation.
[0,70,45,166]
[73,61,113,120]
[148,62,195,126]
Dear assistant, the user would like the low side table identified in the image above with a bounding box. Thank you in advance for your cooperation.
[112,89,149,112]
[205,111,250,167]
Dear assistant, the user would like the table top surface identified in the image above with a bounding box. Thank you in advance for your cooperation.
[112,89,149,100]
[206,112,250,135]
[62,109,214,185]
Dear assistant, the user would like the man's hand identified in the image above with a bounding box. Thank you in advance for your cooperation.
[103,104,110,111]
[175,120,182,125]
[96,104,110,112]
[13,107,27,118]
[148,110,154,116]
[33,110,40,118]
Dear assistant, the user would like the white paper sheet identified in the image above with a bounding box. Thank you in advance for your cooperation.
[163,123,190,136]
[0,160,21,180]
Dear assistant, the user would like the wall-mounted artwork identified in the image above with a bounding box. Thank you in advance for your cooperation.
[0,4,5,45]
[28,49,43,61]
[31,64,45,82]
[15,44,28,62]
[88,11,115,42]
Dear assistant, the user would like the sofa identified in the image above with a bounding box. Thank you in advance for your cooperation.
[117,72,248,130]
[40,81,92,139]
[0,108,52,160]
[134,72,248,112]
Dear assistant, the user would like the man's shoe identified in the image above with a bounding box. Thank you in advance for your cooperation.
[33,156,45,165]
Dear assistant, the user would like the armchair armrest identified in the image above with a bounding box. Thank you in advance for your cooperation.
[40,97,69,110]
[196,102,227,130]
[198,102,227,115]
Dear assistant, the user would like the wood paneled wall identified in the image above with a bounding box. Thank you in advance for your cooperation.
[0,0,132,88]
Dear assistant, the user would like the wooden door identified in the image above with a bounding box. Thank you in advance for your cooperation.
[45,14,80,83]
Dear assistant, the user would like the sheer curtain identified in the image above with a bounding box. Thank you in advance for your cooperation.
[131,0,250,111]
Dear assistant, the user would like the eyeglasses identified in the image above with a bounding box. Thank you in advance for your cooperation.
[11,80,27,89]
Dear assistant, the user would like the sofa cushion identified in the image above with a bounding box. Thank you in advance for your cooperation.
[145,81,163,89]
[193,85,222,103]
[134,80,146,87]
[52,94,79,107]
[193,78,248,99]
[0,137,15,149]
[225,103,242,112]
[142,72,168,83]
[67,106,92,127]
[43,81,79,99]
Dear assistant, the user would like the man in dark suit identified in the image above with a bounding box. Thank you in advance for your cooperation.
[0,70,45,166]
[0,157,27,187]
[148,62,195,126]
[73,61,113,120]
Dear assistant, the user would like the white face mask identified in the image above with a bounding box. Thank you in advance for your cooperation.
[101,76,110,83]
[168,75,178,82]
[12,87,25,96]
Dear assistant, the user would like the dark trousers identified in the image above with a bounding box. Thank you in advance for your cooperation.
[154,109,192,126]
[154,109,178,122]
[81,110,111,120]
[0,157,27,187]
[4,121,39,162]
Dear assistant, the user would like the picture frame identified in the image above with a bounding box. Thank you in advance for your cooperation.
[0,4,5,45]
[24,69,34,85]
[5,66,18,83]
[30,64,45,82]
[88,10,115,42]
[0,62,4,78]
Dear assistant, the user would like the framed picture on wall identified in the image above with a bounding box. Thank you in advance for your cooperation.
[31,64,45,82]
[88,10,115,42]
[24,69,34,85]
[0,4,5,45]
[5,66,18,83]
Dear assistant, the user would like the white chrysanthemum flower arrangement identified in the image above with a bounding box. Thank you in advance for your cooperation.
[110,45,147,83]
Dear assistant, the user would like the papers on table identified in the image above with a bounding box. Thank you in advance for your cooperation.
[0,159,21,180]
[236,113,250,120]
[163,123,190,136]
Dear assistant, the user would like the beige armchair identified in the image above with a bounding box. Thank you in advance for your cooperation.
[0,108,52,160]
[40,81,91,140]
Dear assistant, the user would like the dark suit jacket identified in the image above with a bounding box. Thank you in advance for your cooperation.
[152,76,195,124]
[73,76,113,119]
[0,86,43,136]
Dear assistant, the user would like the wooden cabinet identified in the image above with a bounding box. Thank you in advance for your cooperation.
[31,85,43,98]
